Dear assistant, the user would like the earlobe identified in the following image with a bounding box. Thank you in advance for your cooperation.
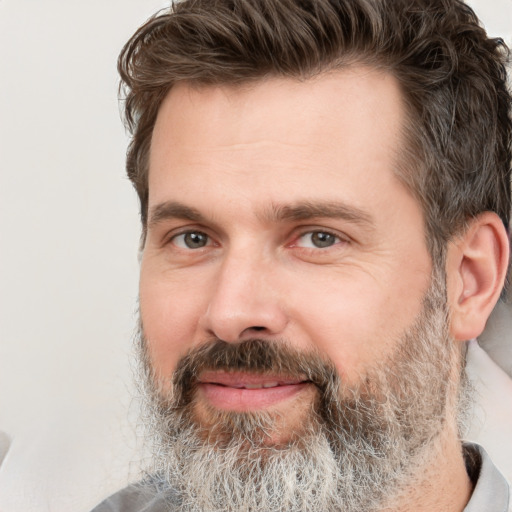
[447,212,510,341]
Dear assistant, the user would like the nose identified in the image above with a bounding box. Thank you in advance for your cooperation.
[199,249,288,343]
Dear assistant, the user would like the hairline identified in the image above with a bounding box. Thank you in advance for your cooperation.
[139,59,439,264]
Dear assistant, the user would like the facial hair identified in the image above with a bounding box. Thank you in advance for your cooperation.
[135,271,470,512]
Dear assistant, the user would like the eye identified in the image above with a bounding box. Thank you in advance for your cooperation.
[172,231,210,249]
[296,230,341,249]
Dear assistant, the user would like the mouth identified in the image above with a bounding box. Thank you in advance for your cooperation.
[197,371,312,411]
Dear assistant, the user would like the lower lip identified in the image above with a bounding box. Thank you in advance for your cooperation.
[198,382,310,411]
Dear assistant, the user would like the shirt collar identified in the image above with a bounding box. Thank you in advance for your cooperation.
[463,442,510,512]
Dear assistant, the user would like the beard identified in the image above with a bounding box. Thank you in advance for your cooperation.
[135,270,471,512]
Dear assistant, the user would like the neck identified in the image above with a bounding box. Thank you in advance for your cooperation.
[382,425,472,512]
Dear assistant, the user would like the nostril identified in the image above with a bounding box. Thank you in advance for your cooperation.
[238,325,270,340]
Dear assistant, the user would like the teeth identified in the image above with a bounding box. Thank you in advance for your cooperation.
[241,382,280,389]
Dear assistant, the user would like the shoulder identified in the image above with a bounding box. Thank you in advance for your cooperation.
[90,479,176,512]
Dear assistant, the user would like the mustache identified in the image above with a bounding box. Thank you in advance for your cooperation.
[170,338,339,408]
[150,337,397,452]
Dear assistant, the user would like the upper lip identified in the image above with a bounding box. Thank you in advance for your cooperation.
[198,371,308,389]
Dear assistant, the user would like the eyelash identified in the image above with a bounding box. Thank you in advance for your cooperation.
[168,230,213,250]
[292,229,347,250]
[166,228,347,253]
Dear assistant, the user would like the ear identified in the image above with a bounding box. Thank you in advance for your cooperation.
[446,212,510,341]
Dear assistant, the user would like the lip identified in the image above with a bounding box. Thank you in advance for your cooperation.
[197,371,311,411]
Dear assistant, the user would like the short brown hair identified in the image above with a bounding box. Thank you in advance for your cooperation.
[118,0,511,262]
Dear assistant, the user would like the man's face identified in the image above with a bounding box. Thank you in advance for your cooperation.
[138,68,463,511]
[141,67,434,424]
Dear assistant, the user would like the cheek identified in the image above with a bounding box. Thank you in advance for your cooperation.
[287,267,430,382]
[139,268,205,380]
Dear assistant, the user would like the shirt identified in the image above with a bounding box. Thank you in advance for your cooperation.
[463,443,510,512]
[90,442,510,511]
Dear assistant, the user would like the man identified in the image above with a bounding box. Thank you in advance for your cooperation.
[93,0,511,510]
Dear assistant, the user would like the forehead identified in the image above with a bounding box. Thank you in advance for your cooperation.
[149,67,410,217]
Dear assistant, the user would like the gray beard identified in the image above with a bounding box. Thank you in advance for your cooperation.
[135,271,471,512]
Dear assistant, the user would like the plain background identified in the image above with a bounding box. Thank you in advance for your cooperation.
[0,0,165,440]
[0,0,511,465]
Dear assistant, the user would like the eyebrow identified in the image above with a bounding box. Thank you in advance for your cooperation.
[148,200,375,230]
[266,201,374,227]
[148,201,206,228]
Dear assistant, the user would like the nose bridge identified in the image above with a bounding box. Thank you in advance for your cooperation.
[201,242,287,342]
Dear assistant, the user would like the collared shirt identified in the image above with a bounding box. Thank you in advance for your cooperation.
[91,442,510,512]
[463,443,510,512]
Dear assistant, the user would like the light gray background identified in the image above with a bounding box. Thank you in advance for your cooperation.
[0,0,164,440]
[0,0,511,454]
